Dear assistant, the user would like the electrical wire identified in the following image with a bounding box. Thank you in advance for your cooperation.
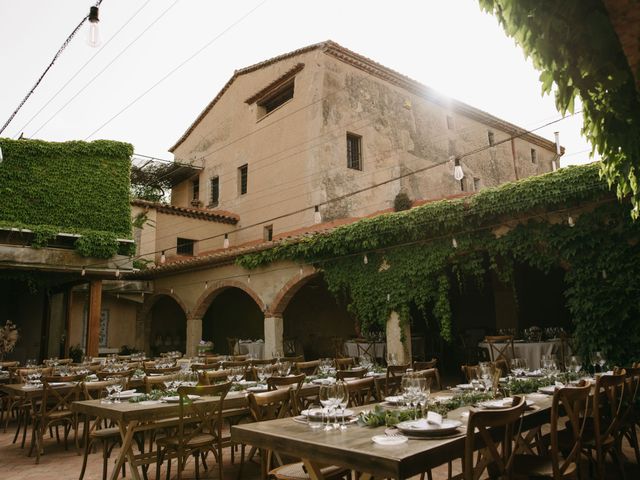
[0,0,104,136]
[12,0,154,139]
[30,0,181,138]
[83,0,269,140]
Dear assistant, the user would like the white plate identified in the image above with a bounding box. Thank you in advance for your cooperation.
[372,435,408,445]
[455,384,474,390]
[396,419,462,436]
[478,398,534,409]
[538,385,557,395]
[237,380,257,386]
[384,396,404,405]
[162,394,201,402]
[301,409,354,418]
[117,392,143,399]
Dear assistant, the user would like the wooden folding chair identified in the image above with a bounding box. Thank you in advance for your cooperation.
[155,382,232,480]
[414,368,442,392]
[413,358,437,370]
[345,377,376,406]
[483,335,516,363]
[355,341,374,359]
[334,357,355,370]
[513,382,590,479]
[618,367,640,465]
[336,369,366,381]
[463,396,526,480]
[294,360,320,376]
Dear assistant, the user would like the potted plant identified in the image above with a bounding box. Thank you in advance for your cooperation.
[0,320,18,361]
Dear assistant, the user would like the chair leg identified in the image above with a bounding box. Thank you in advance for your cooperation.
[78,437,93,480]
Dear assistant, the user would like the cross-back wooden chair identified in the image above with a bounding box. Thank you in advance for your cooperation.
[413,358,437,370]
[30,377,82,463]
[294,360,320,376]
[463,396,526,480]
[483,335,516,363]
[582,370,627,479]
[387,364,410,378]
[618,366,640,465]
[513,382,591,479]
[191,362,220,372]
[334,357,355,370]
[96,369,134,384]
[204,355,224,365]
[251,358,277,366]
[355,341,374,359]
[375,374,404,398]
[221,360,250,369]
[336,369,366,381]
[345,377,376,407]
[155,382,232,480]
[144,374,174,393]
[198,369,230,386]
[79,380,134,480]
[461,364,479,382]
[143,366,181,375]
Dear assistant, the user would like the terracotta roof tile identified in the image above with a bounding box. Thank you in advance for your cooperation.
[131,199,238,224]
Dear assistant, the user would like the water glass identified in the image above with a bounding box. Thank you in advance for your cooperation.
[307,404,324,431]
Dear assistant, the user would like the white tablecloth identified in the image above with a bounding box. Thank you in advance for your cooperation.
[237,341,264,359]
[478,340,564,370]
[344,341,386,360]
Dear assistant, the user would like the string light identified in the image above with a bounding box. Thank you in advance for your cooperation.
[160,251,166,264]
[247,274,251,284]
[386,293,391,302]
[568,215,575,227]
[86,6,101,48]
[453,157,464,181]
[602,269,607,279]
[81,266,86,276]
[452,238,458,249]
[299,266,303,276]
[170,288,174,294]
[223,234,229,249]
[204,280,208,290]
[314,205,322,224]
[363,254,368,265]
[115,267,120,278]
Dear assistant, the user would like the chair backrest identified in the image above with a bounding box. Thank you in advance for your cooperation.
[332,337,346,358]
[0,361,19,368]
[204,355,225,365]
[144,374,175,393]
[248,388,296,421]
[334,357,355,370]
[96,369,134,385]
[250,358,276,366]
[355,342,374,358]
[464,396,526,480]
[294,360,320,376]
[413,358,437,370]
[17,367,53,382]
[336,369,366,380]
[461,364,479,382]
[266,373,305,409]
[199,369,230,386]
[414,368,442,392]
[283,338,298,357]
[221,360,250,369]
[549,382,591,480]
[593,370,627,453]
[192,363,221,372]
[483,335,516,363]
[376,374,404,398]
[82,380,114,400]
[40,378,81,417]
[387,364,410,378]
[622,367,640,425]
[231,355,249,361]
[57,358,73,365]
[175,382,232,448]
[346,377,376,406]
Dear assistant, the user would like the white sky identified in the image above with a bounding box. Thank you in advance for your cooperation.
[0,0,595,165]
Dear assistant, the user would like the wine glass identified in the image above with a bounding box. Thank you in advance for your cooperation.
[335,381,349,430]
[596,352,606,372]
[386,352,398,367]
[589,352,599,374]
[319,384,336,431]
[112,377,123,402]
[568,356,582,374]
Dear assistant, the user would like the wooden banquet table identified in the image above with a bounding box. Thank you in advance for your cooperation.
[232,392,554,480]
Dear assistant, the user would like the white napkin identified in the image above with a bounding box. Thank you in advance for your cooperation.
[120,389,137,395]
[427,411,443,425]
[555,381,564,388]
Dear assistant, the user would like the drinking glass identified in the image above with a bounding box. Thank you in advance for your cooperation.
[589,352,599,374]
[278,361,291,376]
[319,384,337,431]
[335,381,349,430]
[386,352,398,366]
[112,378,123,402]
[104,382,115,403]
[596,352,606,372]
[568,356,582,374]
[307,404,324,431]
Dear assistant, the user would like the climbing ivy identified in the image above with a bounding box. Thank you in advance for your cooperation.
[238,164,640,365]
[0,138,134,258]
[478,0,640,218]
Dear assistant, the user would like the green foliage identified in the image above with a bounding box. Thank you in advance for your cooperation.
[69,344,84,364]
[478,0,640,218]
[0,138,134,257]
[237,164,640,365]
[393,192,412,211]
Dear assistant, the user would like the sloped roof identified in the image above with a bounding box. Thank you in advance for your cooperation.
[169,40,558,153]
[131,199,239,224]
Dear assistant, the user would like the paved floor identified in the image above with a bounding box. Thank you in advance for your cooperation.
[0,413,638,479]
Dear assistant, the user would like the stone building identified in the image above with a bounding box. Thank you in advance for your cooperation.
[106,41,563,360]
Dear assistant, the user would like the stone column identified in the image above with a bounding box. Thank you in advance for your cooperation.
[86,280,102,357]
[264,314,283,359]
[386,311,412,365]
[185,317,202,357]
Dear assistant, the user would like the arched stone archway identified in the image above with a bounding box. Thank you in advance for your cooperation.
[141,291,188,356]
[191,280,265,320]
[269,271,321,317]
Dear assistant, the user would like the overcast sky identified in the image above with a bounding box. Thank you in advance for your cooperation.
[0,0,595,166]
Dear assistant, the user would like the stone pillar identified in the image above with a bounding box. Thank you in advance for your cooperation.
[185,317,202,357]
[386,311,412,365]
[491,271,518,331]
[264,315,283,359]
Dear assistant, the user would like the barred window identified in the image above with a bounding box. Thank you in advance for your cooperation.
[210,176,219,206]
[347,133,362,170]
[238,164,248,195]
[176,237,194,256]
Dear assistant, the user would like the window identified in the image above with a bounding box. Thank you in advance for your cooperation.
[176,237,194,256]
[530,148,537,164]
[263,225,273,242]
[448,139,456,157]
[257,80,294,116]
[347,133,362,170]
[446,115,455,130]
[487,131,495,146]
[473,177,481,191]
[460,179,465,192]
[238,164,248,195]
[191,178,200,201]
[209,176,219,206]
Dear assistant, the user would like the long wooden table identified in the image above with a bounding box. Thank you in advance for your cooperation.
[232,393,554,480]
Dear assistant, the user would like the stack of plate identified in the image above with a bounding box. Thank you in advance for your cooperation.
[395,418,462,437]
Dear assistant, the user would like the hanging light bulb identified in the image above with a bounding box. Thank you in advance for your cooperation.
[602,269,607,279]
[204,280,208,290]
[160,251,166,264]
[247,274,251,284]
[299,266,303,276]
[81,266,86,276]
[86,6,101,48]
[554,131,561,155]
[452,238,458,249]
[363,254,368,265]
[453,157,464,181]
[170,288,174,294]
[314,205,322,224]
[386,293,391,302]
[115,267,120,278]
[223,234,229,249]
[568,215,575,227]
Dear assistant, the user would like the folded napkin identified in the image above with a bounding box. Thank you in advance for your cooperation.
[426,411,443,426]
[120,389,137,395]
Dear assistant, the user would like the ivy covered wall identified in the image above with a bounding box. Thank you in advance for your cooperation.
[0,138,134,258]
[238,163,640,365]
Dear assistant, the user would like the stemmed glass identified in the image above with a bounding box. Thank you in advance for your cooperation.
[478,362,492,390]
[401,374,420,418]
[277,361,291,376]
[319,384,337,431]
[568,356,582,374]
[335,381,349,430]
[596,352,607,372]
[590,351,606,374]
